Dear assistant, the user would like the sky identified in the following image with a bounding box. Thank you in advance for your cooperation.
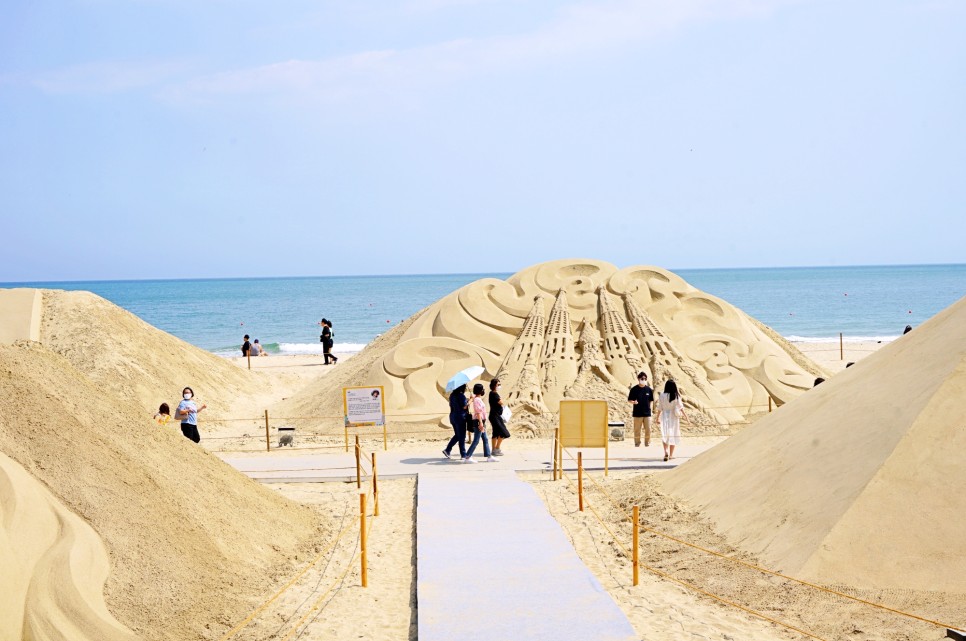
[1,0,964,281]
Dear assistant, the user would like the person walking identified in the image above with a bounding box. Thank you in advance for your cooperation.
[463,383,496,463]
[655,379,688,461]
[442,384,468,459]
[488,378,511,456]
[626,371,654,447]
[320,319,338,365]
[176,386,207,443]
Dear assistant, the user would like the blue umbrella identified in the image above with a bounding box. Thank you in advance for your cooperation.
[445,365,485,393]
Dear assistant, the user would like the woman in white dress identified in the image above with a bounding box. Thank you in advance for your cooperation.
[656,379,689,462]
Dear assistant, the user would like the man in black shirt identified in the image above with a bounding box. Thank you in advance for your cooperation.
[241,334,251,357]
[627,371,654,447]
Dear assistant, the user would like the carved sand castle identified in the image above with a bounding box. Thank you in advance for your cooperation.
[369,259,823,434]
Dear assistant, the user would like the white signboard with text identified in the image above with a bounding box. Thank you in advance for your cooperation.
[343,386,386,426]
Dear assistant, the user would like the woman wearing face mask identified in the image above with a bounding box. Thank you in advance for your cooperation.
[176,387,207,443]
[488,378,510,456]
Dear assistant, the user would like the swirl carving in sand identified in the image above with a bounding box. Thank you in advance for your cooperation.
[368,259,820,431]
[0,452,138,641]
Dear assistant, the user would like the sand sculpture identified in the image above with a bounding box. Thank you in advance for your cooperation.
[369,259,822,433]
[0,451,138,641]
[661,295,966,592]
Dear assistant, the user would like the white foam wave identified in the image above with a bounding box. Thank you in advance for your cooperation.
[786,335,899,344]
[277,342,367,354]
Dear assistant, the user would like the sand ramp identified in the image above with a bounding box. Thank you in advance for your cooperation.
[417,470,637,641]
[661,295,966,592]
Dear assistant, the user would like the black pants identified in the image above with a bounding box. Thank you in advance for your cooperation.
[445,417,467,457]
[181,423,200,443]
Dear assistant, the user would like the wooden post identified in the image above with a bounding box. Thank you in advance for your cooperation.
[372,452,379,517]
[768,397,773,413]
[344,424,349,453]
[355,435,361,489]
[604,432,609,477]
[264,410,270,452]
[359,493,368,588]
[632,505,640,586]
[552,428,559,481]
[247,351,251,370]
[577,451,584,512]
[840,332,844,361]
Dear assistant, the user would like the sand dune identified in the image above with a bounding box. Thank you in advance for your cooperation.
[661,295,966,592]
[37,289,274,416]
[0,341,326,640]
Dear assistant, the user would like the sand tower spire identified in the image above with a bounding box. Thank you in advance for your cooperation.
[540,289,579,410]
[498,296,549,414]
[598,287,647,385]
[623,294,741,423]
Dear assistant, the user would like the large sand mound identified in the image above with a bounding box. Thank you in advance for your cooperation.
[283,259,824,434]
[0,341,326,640]
[34,289,272,416]
[660,295,966,593]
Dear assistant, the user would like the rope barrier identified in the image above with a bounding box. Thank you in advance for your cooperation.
[279,491,378,641]
[217,512,357,641]
[557,445,963,633]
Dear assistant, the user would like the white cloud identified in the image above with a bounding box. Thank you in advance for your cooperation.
[167,0,795,105]
[26,59,190,95]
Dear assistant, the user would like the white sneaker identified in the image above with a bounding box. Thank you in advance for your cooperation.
[463,457,477,464]
[486,456,498,462]
[442,449,451,459]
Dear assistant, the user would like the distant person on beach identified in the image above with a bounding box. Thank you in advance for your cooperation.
[154,403,171,426]
[463,383,496,463]
[176,386,207,443]
[250,339,269,356]
[442,384,468,459]
[320,319,338,365]
[241,335,251,357]
[656,379,688,462]
[627,371,654,448]
[488,378,510,456]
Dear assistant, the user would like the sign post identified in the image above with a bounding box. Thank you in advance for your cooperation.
[558,399,610,475]
[343,386,386,448]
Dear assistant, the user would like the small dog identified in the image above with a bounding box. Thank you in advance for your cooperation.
[610,427,625,441]
[278,433,294,447]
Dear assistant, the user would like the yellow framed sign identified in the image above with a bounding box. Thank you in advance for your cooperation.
[559,399,608,447]
[343,386,386,426]
[558,399,610,475]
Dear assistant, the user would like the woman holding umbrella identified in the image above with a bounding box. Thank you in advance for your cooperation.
[443,384,468,459]
[442,365,483,460]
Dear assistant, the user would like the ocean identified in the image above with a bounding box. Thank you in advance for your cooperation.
[4,264,964,356]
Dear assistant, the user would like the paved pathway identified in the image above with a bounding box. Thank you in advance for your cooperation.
[221,438,723,483]
[219,440,727,641]
[416,469,638,641]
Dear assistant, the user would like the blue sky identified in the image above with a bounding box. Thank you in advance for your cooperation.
[2,0,964,280]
